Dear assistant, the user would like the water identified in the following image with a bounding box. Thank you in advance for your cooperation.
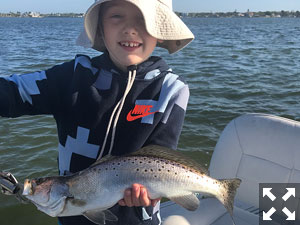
[0,17,300,224]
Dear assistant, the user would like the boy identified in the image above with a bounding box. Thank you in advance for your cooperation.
[0,0,194,224]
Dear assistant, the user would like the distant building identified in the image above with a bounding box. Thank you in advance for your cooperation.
[29,12,42,18]
[245,9,254,18]
[248,12,254,17]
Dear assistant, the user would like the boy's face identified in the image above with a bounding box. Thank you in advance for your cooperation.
[101,1,159,71]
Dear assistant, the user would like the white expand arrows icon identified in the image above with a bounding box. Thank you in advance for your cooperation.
[282,207,296,220]
[263,207,276,220]
[263,188,276,201]
[282,188,295,201]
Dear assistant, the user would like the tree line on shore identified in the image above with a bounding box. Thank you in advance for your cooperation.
[0,12,84,18]
[176,10,300,18]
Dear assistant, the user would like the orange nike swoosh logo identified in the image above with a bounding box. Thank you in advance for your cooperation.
[127,110,157,122]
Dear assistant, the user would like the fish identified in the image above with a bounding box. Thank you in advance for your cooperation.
[22,145,241,225]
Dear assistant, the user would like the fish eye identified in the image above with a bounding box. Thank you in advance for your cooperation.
[35,177,46,185]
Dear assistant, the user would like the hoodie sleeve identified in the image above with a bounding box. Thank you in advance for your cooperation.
[0,60,74,118]
[145,82,190,150]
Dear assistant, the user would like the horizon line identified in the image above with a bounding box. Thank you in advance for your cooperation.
[1,9,300,14]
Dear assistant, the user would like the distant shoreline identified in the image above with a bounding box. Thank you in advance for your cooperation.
[0,12,84,18]
[1,10,300,18]
[177,10,300,18]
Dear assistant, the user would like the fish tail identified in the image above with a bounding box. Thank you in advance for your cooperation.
[217,178,241,217]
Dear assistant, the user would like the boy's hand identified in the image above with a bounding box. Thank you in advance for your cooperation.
[118,183,161,207]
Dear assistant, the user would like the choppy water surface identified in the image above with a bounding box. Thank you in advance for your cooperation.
[0,17,300,224]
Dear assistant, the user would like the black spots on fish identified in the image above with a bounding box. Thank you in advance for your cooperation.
[116,174,119,177]
[136,168,154,174]
[155,159,164,164]
[94,168,102,172]
[117,163,121,166]
[158,169,162,172]
[175,172,178,175]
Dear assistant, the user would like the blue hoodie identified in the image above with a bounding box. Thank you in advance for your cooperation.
[0,51,189,225]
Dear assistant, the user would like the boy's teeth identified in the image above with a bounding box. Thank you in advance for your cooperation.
[121,42,139,47]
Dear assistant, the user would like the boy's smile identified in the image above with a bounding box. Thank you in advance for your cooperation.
[101,1,159,71]
[119,41,142,52]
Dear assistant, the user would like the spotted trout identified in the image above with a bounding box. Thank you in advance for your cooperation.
[22,145,241,224]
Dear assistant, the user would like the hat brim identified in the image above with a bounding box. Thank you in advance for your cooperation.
[77,0,194,54]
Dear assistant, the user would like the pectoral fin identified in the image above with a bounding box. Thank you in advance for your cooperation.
[170,194,200,211]
[83,209,118,225]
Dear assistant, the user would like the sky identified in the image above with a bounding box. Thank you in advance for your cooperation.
[1,0,300,13]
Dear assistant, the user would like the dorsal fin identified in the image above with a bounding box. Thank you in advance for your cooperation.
[128,145,208,174]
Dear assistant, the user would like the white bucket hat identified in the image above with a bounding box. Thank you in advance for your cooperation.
[76,0,195,54]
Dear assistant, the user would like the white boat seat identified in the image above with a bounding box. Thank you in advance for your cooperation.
[161,113,300,225]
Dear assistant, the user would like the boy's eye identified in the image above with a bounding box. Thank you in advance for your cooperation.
[110,14,123,19]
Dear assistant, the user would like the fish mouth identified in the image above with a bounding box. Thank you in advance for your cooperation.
[23,178,68,217]
[23,179,34,196]
[23,177,51,196]
[22,178,53,208]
